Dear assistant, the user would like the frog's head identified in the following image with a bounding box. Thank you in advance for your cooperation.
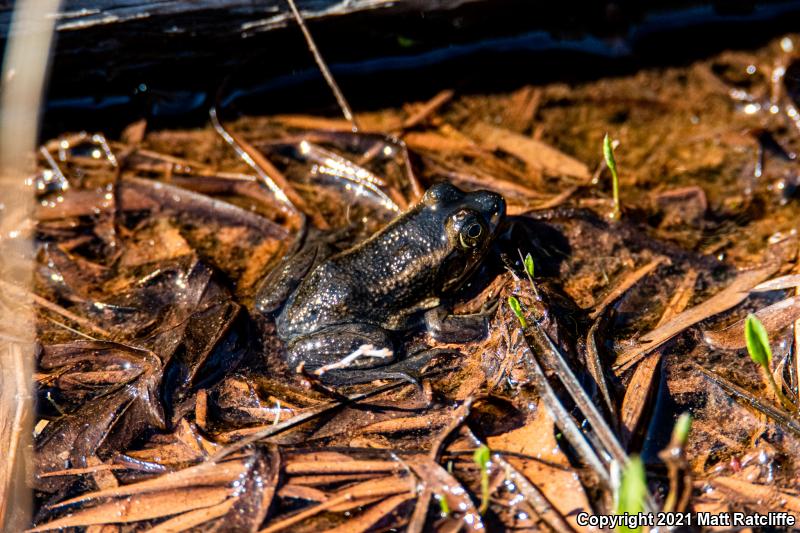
[421,182,506,292]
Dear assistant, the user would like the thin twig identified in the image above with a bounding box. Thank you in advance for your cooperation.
[286,0,359,132]
[209,375,439,462]
[585,317,616,419]
[527,321,628,466]
[209,108,315,227]
[513,325,610,486]
[402,90,454,130]
[45,317,102,341]
[696,364,800,436]
[259,493,353,533]
[357,89,454,167]
[590,257,668,320]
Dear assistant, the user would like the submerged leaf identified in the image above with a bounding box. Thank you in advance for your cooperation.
[615,264,778,371]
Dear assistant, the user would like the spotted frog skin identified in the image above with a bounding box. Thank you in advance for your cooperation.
[256,183,506,384]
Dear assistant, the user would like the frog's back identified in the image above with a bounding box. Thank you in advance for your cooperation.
[274,183,506,343]
[276,217,444,340]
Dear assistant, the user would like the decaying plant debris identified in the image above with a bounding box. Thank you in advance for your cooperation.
[11,33,800,531]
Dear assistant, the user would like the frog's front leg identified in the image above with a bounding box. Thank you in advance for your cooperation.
[424,302,497,343]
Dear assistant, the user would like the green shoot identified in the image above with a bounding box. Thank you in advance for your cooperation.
[436,493,450,517]
[661,413,691,513]
[507,296,527,328]
[671,412,692,447]
[745,313,772,367]
[524,253,535,280]
[603,133,621,221]
[616,456,647,532]
[473,445,491,515]
[744,314,792,410]
[517,250,539,298]
[397,35,416,48]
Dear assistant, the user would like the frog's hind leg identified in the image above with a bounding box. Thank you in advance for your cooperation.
[285,324,397,374]
[286,324,449,385]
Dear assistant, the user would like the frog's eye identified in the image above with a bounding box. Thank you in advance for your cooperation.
[459,221,485,249]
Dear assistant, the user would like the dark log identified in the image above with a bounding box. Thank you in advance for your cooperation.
[1,0,796,135]
[48,1,477,33]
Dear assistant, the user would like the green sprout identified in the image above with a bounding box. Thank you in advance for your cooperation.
[744,314,792,410]
[603,133,621,222]
[397,35,416,48]
[661,413,692,513]
[517,250,539,298]
[616,456,647,532]
[435,493,450,517]
[507,296,527,328]
[745,313,772,367]
[671,412,692,447]
[473,444,492,515]
[524,253,535,280]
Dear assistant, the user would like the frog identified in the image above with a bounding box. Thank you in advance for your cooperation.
[255,182,506,384]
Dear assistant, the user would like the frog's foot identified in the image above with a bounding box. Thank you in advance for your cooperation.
[424,305,495,343]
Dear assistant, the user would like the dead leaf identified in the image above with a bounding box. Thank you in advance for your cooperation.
[704,295,800,350]
[615,264,778,371]
[469,122,590,181]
